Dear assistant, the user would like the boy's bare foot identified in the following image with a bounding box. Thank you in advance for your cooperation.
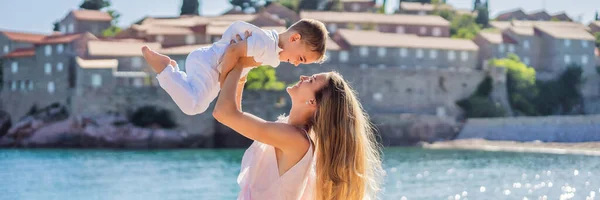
[141,46,171,74]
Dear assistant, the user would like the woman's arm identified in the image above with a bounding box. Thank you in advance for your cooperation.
[236,75,247,111]
[213,67,307,152]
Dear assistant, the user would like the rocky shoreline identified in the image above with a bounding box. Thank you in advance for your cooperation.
[0,105,210,148]
[421,138,600,156]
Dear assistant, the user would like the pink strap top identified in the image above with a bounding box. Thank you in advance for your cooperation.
[237,131,315,200]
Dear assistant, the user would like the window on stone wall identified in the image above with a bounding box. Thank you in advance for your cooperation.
[20,80,26,91]
[45,45,52,56]
[373,92,383,101]
[396,26,405,34]
[498,44,505,52]
[360,64,368,69]
[11,81,17,91]
[399,48,408,57]
[508,44,515,52]
[68,24,74,33]
[429,49,437,59]
[132,57,142,68]
[582,55,588,65]
[186,35,195,45]
[3,45,8,53]
[134,78,143,88]
[328,23,337,33]
[377,47,386,57]
[419,27,427,35]
[461,51,468,61]
[57,44,64,54]
[57,62,64,72]
[45,63,52,75]
[564,54,571,64]
[47,82,55,94]
[432,27,441,36]
[156,35,164,43]
[11,61,18,73]
[60,25,66,33]
[352,3,360,11]
[564,39,571,47]
[448,50,455,61]
[406,88,412,93]
[524,57,530,65]
[523,40,530,49]
[581,40,588,48]
[416,49,424,58]
[418,11,426,15]
[28,81,34,91]
[400,65,407,69]
[339,51,349,63]
[378,64,386,69]
[91,74,102,88]
[360,46,369,57]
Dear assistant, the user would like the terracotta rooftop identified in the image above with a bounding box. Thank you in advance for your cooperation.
[508,26,534,36]
[0,30,47,43]
[3,48,35,58]
[400,2,453,12]
[337,29,478,51]
[478,31,518,44]
[71,9,113,21]
[300,11,450,26]
[145,26,194,35]
[534,25,595,40]
[495,9,525,20]
[88,40,161,57]
[39,33,95,44]
[76,57,118,69]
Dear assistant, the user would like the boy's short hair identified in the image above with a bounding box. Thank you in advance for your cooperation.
[288,19,329,64]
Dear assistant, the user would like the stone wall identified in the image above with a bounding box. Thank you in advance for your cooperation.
[457,115,600,142]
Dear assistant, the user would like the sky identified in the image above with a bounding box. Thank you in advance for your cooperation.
[0,0,598,34]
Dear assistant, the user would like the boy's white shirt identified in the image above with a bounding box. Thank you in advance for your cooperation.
[211,21,283,75]
[153,21,283,115]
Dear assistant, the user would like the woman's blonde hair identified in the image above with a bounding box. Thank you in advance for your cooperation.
[310,71,384,200]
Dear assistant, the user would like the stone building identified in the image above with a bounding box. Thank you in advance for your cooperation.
[589,21,600,34]
[58,9,113,37]
[300,11,450,37]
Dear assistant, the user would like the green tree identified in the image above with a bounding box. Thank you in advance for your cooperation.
[298,0,319,11]
[534,65,583,115]
[456,76,506,118]
[473,0,482,11]
[489,54,538,116]
[53,21,60,32]
[450,14,481,39]
[180,0,200,15]
[245,65,286,91]
[102,10,121,37]
[277,0,300,11]
[79,0,110,10]
[595,10,599,20]
[129,105,177,129]
[474,1,489,28]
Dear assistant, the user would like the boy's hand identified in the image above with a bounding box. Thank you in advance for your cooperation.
[218,31,260,86]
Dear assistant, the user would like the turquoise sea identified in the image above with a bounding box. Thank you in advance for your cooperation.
[0,148,598,200]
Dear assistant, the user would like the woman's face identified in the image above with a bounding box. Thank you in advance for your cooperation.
[287,72,329,104]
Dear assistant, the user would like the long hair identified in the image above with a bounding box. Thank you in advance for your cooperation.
[310,72,384,200]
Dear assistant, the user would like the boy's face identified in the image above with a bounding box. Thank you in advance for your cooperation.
[279,33,321,66]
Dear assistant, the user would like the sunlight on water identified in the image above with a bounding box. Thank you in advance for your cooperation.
[0,148,599,200]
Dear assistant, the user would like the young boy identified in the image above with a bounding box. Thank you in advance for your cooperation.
[142,19,328,115]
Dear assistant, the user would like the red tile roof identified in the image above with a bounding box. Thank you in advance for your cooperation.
[71,9,113,21]
[3,48,35,58]
[38,33,88,44]
[0,30,47,43]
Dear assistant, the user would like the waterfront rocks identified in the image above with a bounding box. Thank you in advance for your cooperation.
[372,114,460,146]
[0,113,210,148]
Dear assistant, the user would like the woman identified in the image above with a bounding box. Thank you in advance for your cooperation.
[213,35,383,200]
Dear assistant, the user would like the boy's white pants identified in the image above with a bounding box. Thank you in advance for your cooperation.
[156,47,220,115]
